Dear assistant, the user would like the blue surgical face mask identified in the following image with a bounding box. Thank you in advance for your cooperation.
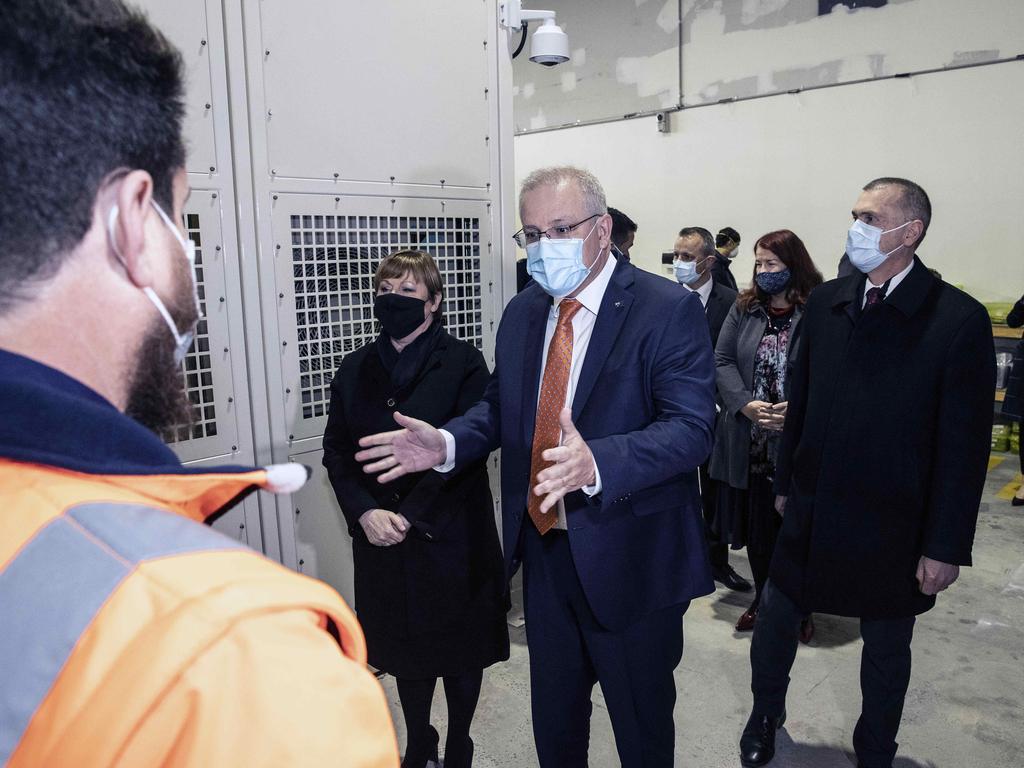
[108,201,202,364]
[846,219,911,274]
[755,268,792,296]
[526,220,600,297]
[673,256,710,286]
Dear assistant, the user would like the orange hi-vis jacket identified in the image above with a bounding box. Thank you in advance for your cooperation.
[0,349,399,767]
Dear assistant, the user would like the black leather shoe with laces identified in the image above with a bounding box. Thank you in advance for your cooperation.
[739,709,786,767]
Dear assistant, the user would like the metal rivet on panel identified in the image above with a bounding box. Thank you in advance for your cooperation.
[279,292,284,298]
[215,245,221,251]
[333,172,339,178]
[390,176,395,182]
[334,196,340,202]
[219,296,225,302]
[288,434,294,441]
[227,396,233,403]
[200,39,207,46]
[209,166,215,173]
[231,444,237,451]
[265,49,270,56]
[211,193,218,200]
[295,508,301,515]
[204,103,211,110]
[276,244,281,249]
[282,341,287,346]
[285,388,291,394]
[273,195,278,200]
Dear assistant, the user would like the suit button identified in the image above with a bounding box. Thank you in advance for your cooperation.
[425,532,434,541]
[386,398,396,407]
[392,493,400,502]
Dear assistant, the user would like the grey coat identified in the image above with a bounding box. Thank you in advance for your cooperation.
[708,302,805,490]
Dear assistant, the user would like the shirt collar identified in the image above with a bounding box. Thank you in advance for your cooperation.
[557,248,617,316]
[864,256,915,301]
[684,276,714,307]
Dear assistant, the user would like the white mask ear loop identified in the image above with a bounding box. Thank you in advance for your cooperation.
[106,204,194,357]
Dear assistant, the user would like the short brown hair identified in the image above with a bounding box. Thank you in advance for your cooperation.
[737,229,823,311]
[372,250,444,320]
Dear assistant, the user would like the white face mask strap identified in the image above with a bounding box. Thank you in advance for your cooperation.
[150,199,192,259]
[142,286,188,349]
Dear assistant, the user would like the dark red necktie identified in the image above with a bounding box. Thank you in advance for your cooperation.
[865,286,885,309]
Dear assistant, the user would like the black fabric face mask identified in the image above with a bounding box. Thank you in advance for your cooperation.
[374,293,428,339]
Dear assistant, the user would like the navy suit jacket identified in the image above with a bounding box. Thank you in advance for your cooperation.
[446,259,717,631]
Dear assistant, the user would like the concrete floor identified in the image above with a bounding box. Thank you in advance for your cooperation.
[379,455,1024,767]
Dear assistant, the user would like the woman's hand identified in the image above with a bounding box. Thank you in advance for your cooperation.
[741,400,773,424]
[358,508,410,546]
[761,401,787,432]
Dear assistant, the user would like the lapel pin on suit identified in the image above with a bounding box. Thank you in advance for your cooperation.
[614,301,623,309]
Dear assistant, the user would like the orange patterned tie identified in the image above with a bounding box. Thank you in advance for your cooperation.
[528,298,584,534]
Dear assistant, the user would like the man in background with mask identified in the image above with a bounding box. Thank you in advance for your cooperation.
[712,226,742,290]
[674,227,751,593]
[608,206,638,261]
[739,178,994,768]
[357,166,717,767]
[0,2,396,765]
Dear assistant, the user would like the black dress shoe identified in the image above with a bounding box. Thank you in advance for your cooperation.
[740,709,786,767]
[712,564,753,592]
[1012,495,1024,506]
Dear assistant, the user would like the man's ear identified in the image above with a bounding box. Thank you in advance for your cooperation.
[109,170,156,288]
[597,212,613,250]
[904,220,925,248]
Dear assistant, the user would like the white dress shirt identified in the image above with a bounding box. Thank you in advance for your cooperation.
[862,257,915,308]
[437,251,617,529]
[683,275,714,309]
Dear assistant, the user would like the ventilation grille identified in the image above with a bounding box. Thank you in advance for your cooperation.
[290,214,484,420]
[163,212,217,443]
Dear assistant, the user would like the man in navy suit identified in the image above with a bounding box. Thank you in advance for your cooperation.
[357,166,716,767]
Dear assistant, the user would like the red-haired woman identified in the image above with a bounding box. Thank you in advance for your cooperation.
[709,230,823,638]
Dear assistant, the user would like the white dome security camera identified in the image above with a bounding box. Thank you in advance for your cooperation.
[529,18,569,67]
[500,2,571,67]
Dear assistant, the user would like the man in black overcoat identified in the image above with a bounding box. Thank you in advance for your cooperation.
[675,226,750,592]
[739,178,996,768]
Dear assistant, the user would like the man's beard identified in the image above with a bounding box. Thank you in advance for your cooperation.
[125,261,199,434]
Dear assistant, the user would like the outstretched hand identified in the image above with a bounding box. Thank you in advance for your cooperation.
[532,408,596,515]
[356,412,447,483]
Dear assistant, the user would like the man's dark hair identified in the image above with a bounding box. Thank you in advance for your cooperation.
[607,207,638,247]
[677,227,717,259]
[0,0,186,311]
[715,226,740,248]
[863,177,931,245]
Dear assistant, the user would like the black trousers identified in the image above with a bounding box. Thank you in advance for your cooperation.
[522,525,687,768]
[699,463,728,569]
[750,580,916,768]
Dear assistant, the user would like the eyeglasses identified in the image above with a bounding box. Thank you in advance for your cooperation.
[512,213,601,249]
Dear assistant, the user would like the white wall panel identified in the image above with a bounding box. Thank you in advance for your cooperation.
[143,0,219,173]
[257,0,492,187]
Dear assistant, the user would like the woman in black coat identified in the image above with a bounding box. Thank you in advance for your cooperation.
[1002,294,1024,505]
[709,230,822,635]
[322,251,509,768]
